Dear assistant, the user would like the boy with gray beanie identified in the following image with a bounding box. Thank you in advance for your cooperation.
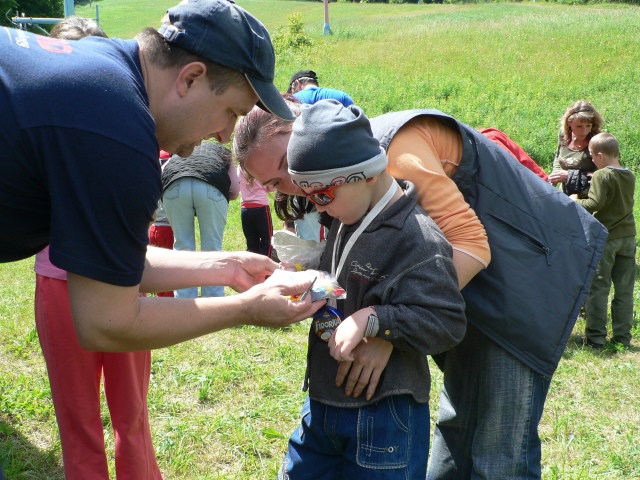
[278,100,467,479]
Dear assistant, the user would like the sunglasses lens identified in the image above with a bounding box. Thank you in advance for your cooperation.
[310,192,332,206]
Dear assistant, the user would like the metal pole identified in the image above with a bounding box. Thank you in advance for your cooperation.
[11,17,65,25]
[63,0,75,17]
[10,0,82,33]
[323,0,331,36]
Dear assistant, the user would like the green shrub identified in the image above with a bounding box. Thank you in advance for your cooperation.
[8,0,63,30]
[272,12,313,54]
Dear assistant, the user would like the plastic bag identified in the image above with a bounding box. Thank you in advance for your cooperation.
[272,229,326,271]
[266,269,346,302]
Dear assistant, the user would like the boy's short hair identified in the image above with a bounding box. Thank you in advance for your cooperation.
[589,132,620,159]
[50,16,108,40]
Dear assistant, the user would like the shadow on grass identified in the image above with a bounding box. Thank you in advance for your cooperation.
[563,334,639,359]
[0,419,64,479]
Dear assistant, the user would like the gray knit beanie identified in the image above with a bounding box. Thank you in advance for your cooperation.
[287,99,387,188]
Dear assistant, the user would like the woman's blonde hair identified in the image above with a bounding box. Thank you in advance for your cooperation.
[560,100,604,145]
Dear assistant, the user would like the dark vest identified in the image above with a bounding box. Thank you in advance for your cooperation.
[162,143,232,202]
[370,110,608,377]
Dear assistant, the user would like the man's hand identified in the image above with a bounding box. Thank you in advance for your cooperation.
[68,271,325,352]
[141,248,279,294]
[226,252,280,292]
[239,276,325,328]
[335,337,393,401]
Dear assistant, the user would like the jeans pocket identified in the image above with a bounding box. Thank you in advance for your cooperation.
[206,184,224,202]
[163,181,180,200]
[356,396,410,469]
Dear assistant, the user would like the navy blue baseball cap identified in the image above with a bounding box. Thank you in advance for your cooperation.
[158,0,294,121]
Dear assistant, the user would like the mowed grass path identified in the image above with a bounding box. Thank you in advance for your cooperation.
[0,1,639,478]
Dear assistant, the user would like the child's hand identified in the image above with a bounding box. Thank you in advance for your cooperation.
[335,337,393,401]
[328,308,371,361]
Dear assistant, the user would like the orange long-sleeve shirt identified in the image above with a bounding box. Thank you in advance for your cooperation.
[386,117,491,267]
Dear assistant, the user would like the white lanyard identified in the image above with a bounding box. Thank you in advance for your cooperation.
[331,180,398,282]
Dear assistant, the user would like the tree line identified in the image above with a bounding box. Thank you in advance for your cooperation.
[1,0,63,28]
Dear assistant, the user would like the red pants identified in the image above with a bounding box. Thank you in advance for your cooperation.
[148,224,174,297]
[35,276,162,480]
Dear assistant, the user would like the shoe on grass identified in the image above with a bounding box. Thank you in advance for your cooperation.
[575,335,604,350]
[610,340,631,351]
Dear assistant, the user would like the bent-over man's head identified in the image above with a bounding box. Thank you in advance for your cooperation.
[139,0,294,156]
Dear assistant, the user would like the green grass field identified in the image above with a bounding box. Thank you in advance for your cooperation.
[1,1,639,478]
[77,0,640,169]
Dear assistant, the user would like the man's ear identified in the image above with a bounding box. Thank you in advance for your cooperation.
[175,62,207,97]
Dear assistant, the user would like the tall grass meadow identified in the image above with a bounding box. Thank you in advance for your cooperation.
[0,1,638,478]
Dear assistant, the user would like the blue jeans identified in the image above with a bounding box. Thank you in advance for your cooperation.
[427,324,551,480]
[294,209,325,242]
[584,236,636,346]
[279,395,429,480]
[163,177,228,298]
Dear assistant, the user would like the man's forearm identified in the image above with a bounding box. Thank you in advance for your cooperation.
[67,272,320,352]
[140,247,235,293]
[68,272,249,351]
[77,295,249,352]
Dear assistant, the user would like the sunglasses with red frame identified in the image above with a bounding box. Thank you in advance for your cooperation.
[302,183,344,206]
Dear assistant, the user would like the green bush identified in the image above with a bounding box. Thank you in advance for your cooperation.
[2,0,63,30]
[272,12,313,54]
[0,0,18,26]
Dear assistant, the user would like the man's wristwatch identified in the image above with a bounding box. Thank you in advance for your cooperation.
[365,311,379,338]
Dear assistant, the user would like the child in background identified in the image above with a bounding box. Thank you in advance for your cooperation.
[162,142,240,297]
[149,150,174,297]
[572,132,636,348]
[34,17,162,480]
[237,165,274,257]
[278,99,466,479]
